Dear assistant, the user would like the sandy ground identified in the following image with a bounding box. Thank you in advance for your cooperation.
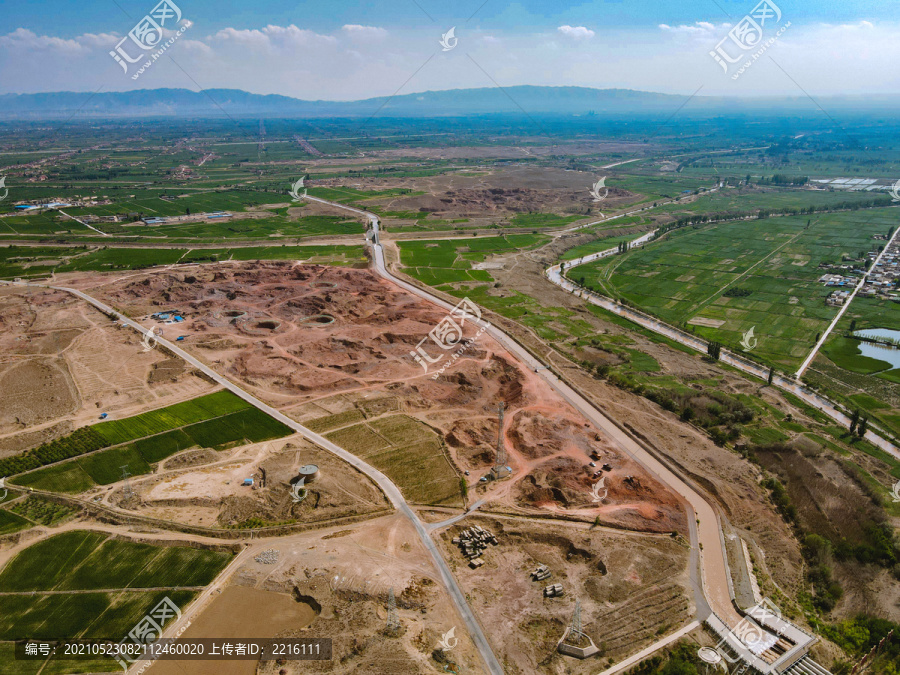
[434,514,692,675]
[0,285,214,455]
[311,165,639,229]
[148,515,488,675]
[92,435,390,530]
[63,262,686,535]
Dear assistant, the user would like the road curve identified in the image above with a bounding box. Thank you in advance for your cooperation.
[367,238,738,624]
[0,279,505,675]
[304,200,745,634]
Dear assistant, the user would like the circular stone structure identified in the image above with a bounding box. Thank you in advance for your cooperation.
[697,647,722,665]
[298,464,320,482]
[298,314,335,326]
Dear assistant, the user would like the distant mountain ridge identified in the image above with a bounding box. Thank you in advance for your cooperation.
[0,86,897,119]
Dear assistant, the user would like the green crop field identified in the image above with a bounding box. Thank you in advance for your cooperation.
[0,531,231,593]
[92,390,251,445]
[398,234,549,280]
[9,392,293,494]
[0,530,229,664]
[0,509,32,536]
[0,531,108,591]
[572,208,900,369]
[326,414,462,506]
[7,496,75,527]
[0,244,367,279]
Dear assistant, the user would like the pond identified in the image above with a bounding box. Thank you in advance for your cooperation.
[854,328,900,370]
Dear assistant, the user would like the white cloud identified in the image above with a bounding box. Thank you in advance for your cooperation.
[832,20,875,30]
[659,22,726,34]
[341,25,388,40]
[211,24,336,50]
[1,19,900,98]
[0,27,96,52]
[557,25,595,40]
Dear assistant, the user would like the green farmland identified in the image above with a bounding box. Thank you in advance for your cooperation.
[399,234,547,278]
[572,208,900,369]
[0,531,231,672]
[326,414,463,506]
[397,234,599,341]
[0,243,366,279]
[6,391,293,493]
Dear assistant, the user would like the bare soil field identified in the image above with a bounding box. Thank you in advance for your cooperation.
[111,436,390,529]
[434,515,692,675]
[168,515,488,675]
[151,585,318,675]
[67,262,686,534]
[0,286,214,456]
[386,238,808,595]
[315,166,637,225]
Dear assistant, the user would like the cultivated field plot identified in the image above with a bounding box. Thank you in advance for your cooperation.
[397,234,604,341]
[0,244,367,279]
[7,390,293,493]
[813,296,900,439]
[326,414,463,506]
[66,262,685,533]
[0,285,215,455]
[575,208,900,368]
[657,185,893,219]
[0,530,231,673]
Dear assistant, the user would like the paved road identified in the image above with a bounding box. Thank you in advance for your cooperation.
[0,278,505,675]
[300,198,751,670]
[358,209,739,624]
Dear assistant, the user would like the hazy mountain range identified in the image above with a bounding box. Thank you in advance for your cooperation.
[1,86,897,119]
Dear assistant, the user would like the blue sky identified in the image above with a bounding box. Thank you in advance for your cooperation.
[1,1,897,98]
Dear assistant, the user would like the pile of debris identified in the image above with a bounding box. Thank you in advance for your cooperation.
[544,583,565,598]
[531,564,551,581]
[452,525,498,568]
[255,549,279,564]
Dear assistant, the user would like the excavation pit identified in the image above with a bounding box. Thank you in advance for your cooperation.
[299,314,336,326]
